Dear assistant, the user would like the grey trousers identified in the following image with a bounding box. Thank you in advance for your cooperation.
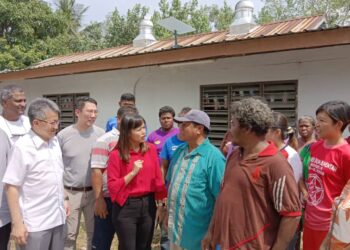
[18,224,66,250]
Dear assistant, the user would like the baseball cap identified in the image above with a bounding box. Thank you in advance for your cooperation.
[174,109,210,131]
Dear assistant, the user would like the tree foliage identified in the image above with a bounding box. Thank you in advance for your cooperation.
[55,0,89,34]
[105,4,148,47]
[2,0,348,72]
[257,0,350,27]
[0,0,70,70]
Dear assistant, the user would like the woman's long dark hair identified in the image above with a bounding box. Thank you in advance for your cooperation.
[271,112,298,151]
[116,114,148,162]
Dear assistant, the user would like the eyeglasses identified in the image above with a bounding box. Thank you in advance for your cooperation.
[37,119,60,126]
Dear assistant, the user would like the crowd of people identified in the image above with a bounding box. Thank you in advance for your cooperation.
[1,84,350,250]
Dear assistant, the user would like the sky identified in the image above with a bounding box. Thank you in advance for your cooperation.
[46,0,264,25]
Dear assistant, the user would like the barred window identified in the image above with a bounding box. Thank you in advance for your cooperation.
[201,81,298,146]
[43,92,89,131]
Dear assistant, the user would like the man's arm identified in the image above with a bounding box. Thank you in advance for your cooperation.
[160,159,169,183]
[5,184,28,245]
[91,167,108,219]
[272,216,301,250]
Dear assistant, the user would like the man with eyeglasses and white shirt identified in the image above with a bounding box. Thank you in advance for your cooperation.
[3,98,69,250]
[58,97,104,250]
[0,84,31,248]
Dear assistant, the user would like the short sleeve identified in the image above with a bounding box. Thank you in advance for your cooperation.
[268,155,302,217]
[159,141,170,161]
[2,145,27,186]
[207,150,226,198]
[91,139,109,168]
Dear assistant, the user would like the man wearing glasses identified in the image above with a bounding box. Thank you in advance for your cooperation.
[166,110,226,250]
[57,97,104,250]
[0,84,31,248]
[3,98,70,249]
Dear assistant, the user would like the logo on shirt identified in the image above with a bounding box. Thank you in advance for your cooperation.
[155,140,161,145]
[307,173,324,206]
[251,166,261,182]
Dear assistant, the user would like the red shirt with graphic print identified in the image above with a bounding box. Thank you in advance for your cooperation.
[305,140,350,231]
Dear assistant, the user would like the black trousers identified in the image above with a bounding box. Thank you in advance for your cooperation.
[0,222,11,250]
[112,194,156,250]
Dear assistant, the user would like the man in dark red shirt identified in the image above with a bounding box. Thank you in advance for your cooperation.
[202,98,301,250]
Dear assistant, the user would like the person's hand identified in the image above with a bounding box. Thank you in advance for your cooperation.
[64,200,71,217]
[11,222,28,246]
[155,200,167,228]
[132,160,143,175]
[94,196,108,219]
[201,231,215,250]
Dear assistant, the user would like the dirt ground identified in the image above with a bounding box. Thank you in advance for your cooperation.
[76,218,161,249]
[10,219,161,250]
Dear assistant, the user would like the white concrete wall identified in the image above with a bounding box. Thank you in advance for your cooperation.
[1,44,350,132]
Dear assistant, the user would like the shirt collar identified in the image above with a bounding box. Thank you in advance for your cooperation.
[111,127,120,136]
[258,141,279,157]
[186,138,210,157]
[29,129,54,149]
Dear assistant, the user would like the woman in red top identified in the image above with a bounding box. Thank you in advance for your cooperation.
[107,114,166,250]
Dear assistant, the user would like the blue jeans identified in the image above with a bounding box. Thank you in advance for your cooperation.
[92,197,115,250]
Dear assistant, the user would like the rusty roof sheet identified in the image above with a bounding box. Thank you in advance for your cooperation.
[30,15,326,69]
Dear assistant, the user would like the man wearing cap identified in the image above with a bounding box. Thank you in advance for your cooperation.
[166,109,226,250]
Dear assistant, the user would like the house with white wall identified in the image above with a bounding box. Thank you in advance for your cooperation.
[1,0,350,145]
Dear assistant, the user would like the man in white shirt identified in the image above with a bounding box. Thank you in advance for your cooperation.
[0,85,31,248]
[3,98,69,250]
[0,84,31,144]
[0,129,11,249]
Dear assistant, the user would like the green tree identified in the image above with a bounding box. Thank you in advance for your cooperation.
[257,0,350,27]
[55,0,88,34]
[78,22,105,51]
[0,0,70,70]
[105,4,149,47]
[152,0,212,40]
[209,1,235,31]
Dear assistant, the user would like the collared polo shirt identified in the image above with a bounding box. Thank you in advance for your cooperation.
[166,139,225,250]
[91,128,120,197]
[0,129,11,227]
[3,130,66,232]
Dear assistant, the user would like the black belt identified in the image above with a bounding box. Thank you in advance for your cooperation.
[64,186,93,192]
[128,193,153,201]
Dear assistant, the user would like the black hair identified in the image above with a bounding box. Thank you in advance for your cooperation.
[117,106,138,118]
[120,93,135,102]
[316,100,350,132]
[75,97,97,110]
[158,106,175,118]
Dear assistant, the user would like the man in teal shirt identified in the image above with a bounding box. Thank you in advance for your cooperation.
[166,110,225,250]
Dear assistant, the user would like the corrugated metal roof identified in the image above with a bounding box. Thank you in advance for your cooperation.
[31,15,325,69]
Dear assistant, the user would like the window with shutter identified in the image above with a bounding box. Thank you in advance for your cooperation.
[43,93,90,131]
[201,81,297,146]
